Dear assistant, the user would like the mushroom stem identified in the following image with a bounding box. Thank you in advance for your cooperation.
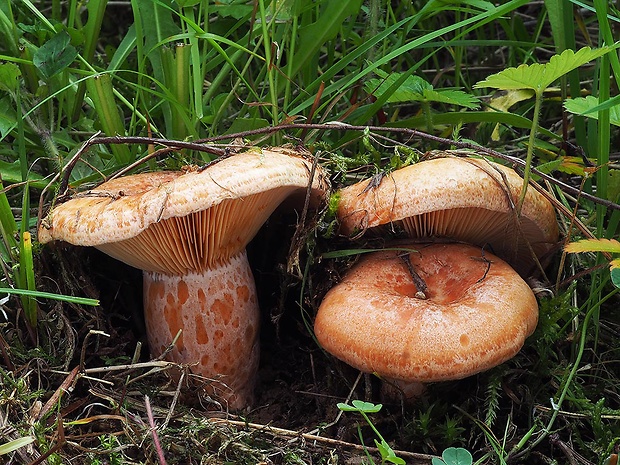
[143,251,260,410]
[381,378,426,404]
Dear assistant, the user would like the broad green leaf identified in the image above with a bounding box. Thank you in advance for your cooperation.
[0,96,17,138]
[565,238,620,254]
[564,95,620,126]
[432,447,473,465]
[608,169,620,202]
[32,30,78,79]
[365,72,479,109]
[0,160,45,188]
[0,62,20,92]
[474,46,612,93]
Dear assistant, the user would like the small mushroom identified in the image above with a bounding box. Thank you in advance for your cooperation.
[336,156,558,275]
[38,147,328,410]
[314,243,539,394]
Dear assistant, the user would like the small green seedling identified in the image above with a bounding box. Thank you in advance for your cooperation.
[475,46,612,213]
[432,447,473,465]
[337,400,405,465]
[565,238,620,288]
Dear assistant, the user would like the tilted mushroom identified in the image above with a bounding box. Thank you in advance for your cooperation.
[315,154,558,399]
[38,147,328,410]
[314,243,539,393]
[336,155,558,275]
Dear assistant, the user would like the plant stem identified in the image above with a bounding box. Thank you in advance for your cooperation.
[517,90,542,214]
[258,0,279,128]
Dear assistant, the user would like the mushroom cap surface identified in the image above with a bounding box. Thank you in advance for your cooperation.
[38,147,328,275]
[314,243,539,382]
[336,156,558,274]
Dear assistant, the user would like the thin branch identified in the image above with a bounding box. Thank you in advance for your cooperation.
[195,122,620,211]
[207,417,436,464]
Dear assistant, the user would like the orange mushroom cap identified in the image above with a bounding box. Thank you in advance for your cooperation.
[336,156,558,275]
[39,146,328,409]
[314,243,539,383]
[39,146,328,275]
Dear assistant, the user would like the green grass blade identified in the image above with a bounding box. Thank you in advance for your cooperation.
[289,0,364,79]
[0,436,35,456]
[161,43,194,139]
[71,0,108,121]
[0,287,100,306]
[0,179,18,260]
[290,0,531,116]
[108,26,137,72]
[86,74,132,165]
[18,231,37,327]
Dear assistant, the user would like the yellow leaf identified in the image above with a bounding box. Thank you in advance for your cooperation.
[565,238,620,254]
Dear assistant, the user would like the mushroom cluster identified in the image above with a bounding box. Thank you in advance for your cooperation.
[314,154,558,397]
[38,146,328,410]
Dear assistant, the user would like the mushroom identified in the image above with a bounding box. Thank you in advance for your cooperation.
[336,155,558,275]
[315,154,558,399]
[38,147,328,410]
[314,243,539,393]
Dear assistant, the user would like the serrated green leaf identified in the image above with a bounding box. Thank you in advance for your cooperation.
[475,46,612,93]
[425,88,480,108]
[32,30,78,79]
[564,95,620,126]
[565,238,620,254]
[365,72,479,109]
